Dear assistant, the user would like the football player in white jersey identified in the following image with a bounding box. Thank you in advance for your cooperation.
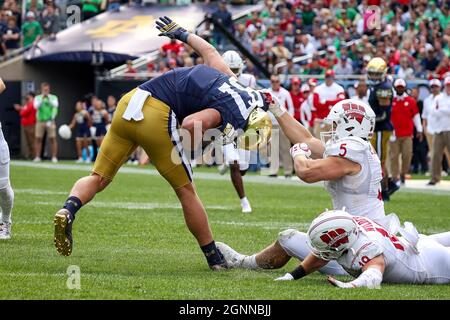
[217,98,428,273]
[0,77,14,240]
[271,210,450,287]
[217,51,256,213]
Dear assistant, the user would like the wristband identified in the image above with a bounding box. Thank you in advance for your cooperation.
[290,265,306,280]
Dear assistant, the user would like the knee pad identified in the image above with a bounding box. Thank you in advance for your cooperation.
[0,177,10,190]
[277,229,300,247]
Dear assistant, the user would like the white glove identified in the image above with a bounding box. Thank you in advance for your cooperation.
[261,90,286,117]
[290,143,311,159]
[327,276,355,289]
[274,273,294,281]
[46,120,53,128]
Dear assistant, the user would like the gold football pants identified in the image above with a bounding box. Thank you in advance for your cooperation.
[92,89,192,189]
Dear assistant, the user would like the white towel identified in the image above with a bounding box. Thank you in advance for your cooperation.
[122,88,151,121]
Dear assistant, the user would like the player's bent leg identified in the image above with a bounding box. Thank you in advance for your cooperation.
[229,162,251,213]
[278,229,349,276]
[54,112,137,256]
[428,231,450,247]
[215,240,289,270]
[419,237,450,284]
[0,139,13,240]
[175,183,227,270]
[175,183,213,246]
[54,173,113,256]
[255,241,292,269]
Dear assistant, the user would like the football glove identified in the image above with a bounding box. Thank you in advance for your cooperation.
[155,16,190,43]
[259,90,286,117]
[290,143,311,159]
[274,273,294,281]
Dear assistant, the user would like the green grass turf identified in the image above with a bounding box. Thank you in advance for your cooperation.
[1,163,450,299]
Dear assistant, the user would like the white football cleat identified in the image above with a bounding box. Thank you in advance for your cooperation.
[33,157,41,162]
[51,157,58,163]
[85,158,92,164]
[241,202,252,213]
[218,163,229,175]
[75,158,84,163]
[240,197,252,213]
[216,242,245,268]
[0,222,11,240]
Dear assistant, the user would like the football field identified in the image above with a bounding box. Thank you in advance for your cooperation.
[1,161,450,300]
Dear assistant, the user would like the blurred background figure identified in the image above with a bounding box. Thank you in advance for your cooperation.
[14,92,36,159]
[267,74,294,178]
[89,96,109,152]
[428,77,450,185]
[389,79,423,185]
[312,69,345,138]
[33,82,59,163]
[69,101,92,163]
[351,80,369,104]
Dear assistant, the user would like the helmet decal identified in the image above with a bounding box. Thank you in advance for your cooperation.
[320,228,349,249]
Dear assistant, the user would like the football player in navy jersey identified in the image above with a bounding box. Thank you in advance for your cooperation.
[53,17,272,271]
[366,57,397,201]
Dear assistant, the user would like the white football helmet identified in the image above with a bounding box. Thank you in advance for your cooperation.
[222,50,244,76]
[307,210,360,261]
[322,99,375,144]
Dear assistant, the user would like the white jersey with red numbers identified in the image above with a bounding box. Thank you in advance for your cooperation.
[238,73,257,89]
[323,136,386,224]
[337,216,450,284]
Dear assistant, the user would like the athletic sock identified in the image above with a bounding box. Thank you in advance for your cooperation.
[241,254,259,269]
[63,196,82,221]
[0,184,14,224]
[201,241,225,266]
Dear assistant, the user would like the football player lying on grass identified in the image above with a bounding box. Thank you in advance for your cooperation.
[265,97,402,232]
[218,210,450,288]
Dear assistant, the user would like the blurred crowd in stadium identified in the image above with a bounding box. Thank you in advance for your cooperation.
[5,0,450,186]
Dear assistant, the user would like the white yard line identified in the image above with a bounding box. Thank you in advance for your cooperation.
[32,200,232,211]
[11,161,450,194]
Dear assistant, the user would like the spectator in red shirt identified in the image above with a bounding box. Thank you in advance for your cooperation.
[390,79,424,184]
[160,39,182,57]
[124,60,137,79]
[289,77,304,122]
[14,92,36,159]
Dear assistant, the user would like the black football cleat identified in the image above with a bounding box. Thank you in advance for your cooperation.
[386,178,400,197]
[54,208,74,256]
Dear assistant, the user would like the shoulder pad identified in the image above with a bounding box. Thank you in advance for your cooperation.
[324,136,368,164]
[351,240,384,269]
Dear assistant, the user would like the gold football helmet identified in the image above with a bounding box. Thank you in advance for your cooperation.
[239,108,272,150]
[366,57,387,85]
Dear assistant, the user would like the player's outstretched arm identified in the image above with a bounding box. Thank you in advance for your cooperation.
[275,253,328,281]
[155,16,234,77]
[0,77,5,94]
[266,95,324,158]
[327,255,385,289]
[290,142,362,183]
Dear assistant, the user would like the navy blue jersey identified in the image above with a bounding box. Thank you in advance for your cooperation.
[368,80,394,132]
[139,65,267,132]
